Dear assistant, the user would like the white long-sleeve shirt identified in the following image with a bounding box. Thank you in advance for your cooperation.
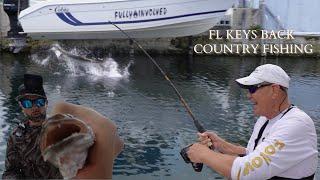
[231,107,318,180]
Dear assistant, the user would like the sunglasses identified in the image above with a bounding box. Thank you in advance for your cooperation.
[20,98,47,109]
[247,84,272,94]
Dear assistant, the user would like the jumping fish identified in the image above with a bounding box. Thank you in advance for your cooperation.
[40,114,95,179]
[51,44,104,62]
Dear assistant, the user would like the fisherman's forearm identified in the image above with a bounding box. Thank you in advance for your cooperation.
[51,102,114,124]
[51,101,72,115]
[221,141,246,156]
[201,150,236,178]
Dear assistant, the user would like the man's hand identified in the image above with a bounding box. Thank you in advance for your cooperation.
[187,143,211,163]
[198,131,246,156]
[198,131,225,152]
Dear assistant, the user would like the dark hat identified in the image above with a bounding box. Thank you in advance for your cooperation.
[16,74,46,100]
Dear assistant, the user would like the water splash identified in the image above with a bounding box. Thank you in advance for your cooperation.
[31,43,132,79]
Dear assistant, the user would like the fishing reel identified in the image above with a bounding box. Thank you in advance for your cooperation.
[180,144,204,172]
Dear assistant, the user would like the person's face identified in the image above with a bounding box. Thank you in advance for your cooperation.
[19,95,48,123]
[247,84,280,117]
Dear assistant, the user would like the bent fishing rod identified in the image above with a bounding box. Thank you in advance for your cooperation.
[110,22,214,172]
[109,21,206,133]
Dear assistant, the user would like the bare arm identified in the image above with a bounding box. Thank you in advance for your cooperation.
[218,141,246,156]
[198,132,246,156]
[51,101,124,179]
[187,143,237,178]
[202,150,237,177]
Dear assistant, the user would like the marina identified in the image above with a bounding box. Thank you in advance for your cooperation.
[0,0,319,179]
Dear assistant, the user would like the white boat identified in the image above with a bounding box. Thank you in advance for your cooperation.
[18,0,234,39]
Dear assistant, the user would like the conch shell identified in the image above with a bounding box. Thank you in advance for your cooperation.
[40,114,95,179]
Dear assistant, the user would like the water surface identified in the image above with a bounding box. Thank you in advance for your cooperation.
[0,50,319,179]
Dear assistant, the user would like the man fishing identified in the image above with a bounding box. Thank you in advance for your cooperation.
[187,64,318,179]
[2,74,62,178]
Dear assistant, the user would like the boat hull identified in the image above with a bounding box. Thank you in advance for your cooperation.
[19,0,234,39]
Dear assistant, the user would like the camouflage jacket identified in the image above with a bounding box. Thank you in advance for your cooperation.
[2,122,62,179]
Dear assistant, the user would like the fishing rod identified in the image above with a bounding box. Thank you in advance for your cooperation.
[109,21,206,133]
[110,22,214,172]
[109,22,213,172]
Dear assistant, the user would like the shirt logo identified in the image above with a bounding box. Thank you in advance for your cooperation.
[239,140,285,177]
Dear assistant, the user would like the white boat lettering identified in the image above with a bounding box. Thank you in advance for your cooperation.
[55,6,69,13]
[115,7,167,19]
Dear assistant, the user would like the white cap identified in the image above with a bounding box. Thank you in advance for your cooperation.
[236,64,290,88]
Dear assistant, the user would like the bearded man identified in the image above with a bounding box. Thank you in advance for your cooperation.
[2,74,62,179]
